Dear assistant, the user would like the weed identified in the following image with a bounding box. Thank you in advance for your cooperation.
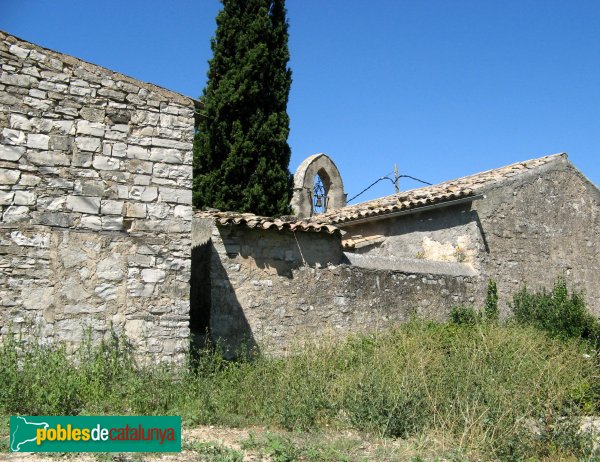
[449,305,482,325]
[454,246,466,262]
[188,441,244,462]
[0,319,597,460]
[511,277,600,346]
[485,279,499,323]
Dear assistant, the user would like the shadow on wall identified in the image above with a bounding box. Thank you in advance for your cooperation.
[221,227,343,278]
[190,241,211,351]
[190,240,258,359]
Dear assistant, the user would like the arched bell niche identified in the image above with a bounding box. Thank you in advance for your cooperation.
[291,153,346,217]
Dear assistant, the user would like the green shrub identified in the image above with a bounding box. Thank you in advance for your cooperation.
[511,277,600,346]
[450,305,482,325]
[485,279,499,323]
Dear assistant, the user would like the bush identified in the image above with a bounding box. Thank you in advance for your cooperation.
[450,279,499,326]
[450,305,482,325]
[511,277,600,346]
[485,279,499,323]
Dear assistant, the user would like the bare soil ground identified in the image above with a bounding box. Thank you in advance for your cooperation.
[1,424,446,462]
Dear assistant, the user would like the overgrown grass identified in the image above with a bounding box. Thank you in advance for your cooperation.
[1,321,598,460]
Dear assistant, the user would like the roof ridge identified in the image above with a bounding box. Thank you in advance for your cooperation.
[312,153,568,225]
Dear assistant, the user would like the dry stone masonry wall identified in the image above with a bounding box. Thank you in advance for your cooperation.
[196,220,479,356]
[0,31,195,361]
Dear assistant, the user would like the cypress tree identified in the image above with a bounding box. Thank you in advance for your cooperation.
[193,0,293,216]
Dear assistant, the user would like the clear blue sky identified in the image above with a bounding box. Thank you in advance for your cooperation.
[2,0,599,202]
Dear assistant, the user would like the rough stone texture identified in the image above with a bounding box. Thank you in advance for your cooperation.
[193,219,478,356]
[0,30,194,362]
[2,30,598,362]
[338,157,600,317]
[291,153,347,217]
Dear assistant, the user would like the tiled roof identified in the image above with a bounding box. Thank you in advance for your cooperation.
[312,153,566,225]
[194,210,341,235]
[342,234,385,249]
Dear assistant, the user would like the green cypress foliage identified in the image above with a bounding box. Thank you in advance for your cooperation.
[193,0,293,216]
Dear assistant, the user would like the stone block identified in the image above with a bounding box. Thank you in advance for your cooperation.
[128,254,155,267]
[9,114,33,131]
[153,163,191,179]
[29,88,46,99]
[95,283,117,300]
[147,202,171,219]
[173,205,191,220]
[75,179,105,196]
[80,107,106,123]
[72,151,93,167]
[0,191,14,205]
[3,128,26,145]
[101,200,124,215]
[27,151,70,166]
[102,216,123,231]
[77,120,105,137]
[117,185,129,199]
[76,136,101,152]
[141,268,166,283]
[92,155,120,171]
[98,87,125,101]
[133,175,151,185]
[49,135,73,151]
[14,190,36,206]
[151,137,190,150]
[33,211,76,228]
[0,168,20,185]
[38,80,67,92]
[66,195,100,214]
[125,159,153,174]
[9,44,29,58]
[18,174,41,186]
[149,147,183,164]
[97,254,124,281]
[2,205,30,222]
[0,144,25,161]
[70,85,95,97]
[50,120,75,135]
[80,215,102,230]
[159,187,192,204]
[45,179,71,191]
[130,186,158,202]
[124,202,146,218]
[126,145,150,160]
[127,281,155,298]
[110,142,127,158]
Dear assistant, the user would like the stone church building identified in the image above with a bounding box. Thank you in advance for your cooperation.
[1,30,598,360]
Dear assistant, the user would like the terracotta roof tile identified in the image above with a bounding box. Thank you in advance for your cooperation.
[193,153,566,233]
[343,234,385,249]
[312,153,566,225]
[194,210,341,235]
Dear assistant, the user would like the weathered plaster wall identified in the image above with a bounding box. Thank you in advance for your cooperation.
[194,219,478,356]
[475,161,600,317]
[0,31,194,361]
[341,158,600,316]
[341,203,483,268]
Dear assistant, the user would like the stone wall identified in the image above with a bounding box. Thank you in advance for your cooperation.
[0,31,195,361]
[193,219,478,356]
[340,158,600,317]
[476,160,600,317]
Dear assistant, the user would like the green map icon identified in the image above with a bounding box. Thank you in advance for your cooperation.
[10,416,50,452]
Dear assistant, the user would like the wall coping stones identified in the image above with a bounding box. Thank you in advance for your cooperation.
[0,29,198,109]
